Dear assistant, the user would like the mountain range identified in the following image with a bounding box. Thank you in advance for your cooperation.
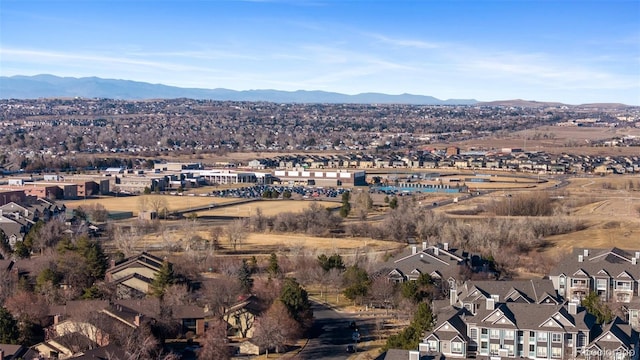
[0,74,478,105]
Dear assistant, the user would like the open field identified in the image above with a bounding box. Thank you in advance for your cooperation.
[140,230,405,256]
[196,199,340,217]
[437,173,640,241]
[459,126,640,156]
[64,194,238,215]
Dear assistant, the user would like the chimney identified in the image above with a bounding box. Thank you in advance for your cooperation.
[568,302,578,315]
[584,249,589,257]
[486,298,495,310]
[578,255,583,262]
[422,241,427,250]
[633,258,637,265]
[134,314,143,326]
[434,247,439,256]
[635,251,640,259]
[450,288,458,306]
[409,350,420,360]
[444,242,449,251]
[412,246,417,255]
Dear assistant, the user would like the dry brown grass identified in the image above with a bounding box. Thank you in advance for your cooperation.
[459,126,640,156]
[64,195,238,215]
[196,200,340,217]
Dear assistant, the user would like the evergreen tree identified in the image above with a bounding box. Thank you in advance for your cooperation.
[389,196,399,209]
[0,229,11,259]
[23,220,44,252]
[342,265,370,302]
[0,306,19,344]
[317,253,345,272]
[13,241,30,259]
[384,302,434,351]
[267,253,280,278]
[76,236,108,280]
[237,259,254,293]
[582,291,614,324]
[150,260,175,298]
[340,191,351,217]
[280,277,313,329]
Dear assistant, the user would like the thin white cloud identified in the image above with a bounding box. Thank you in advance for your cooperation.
[366,33,442,49]
[0,48,220,73]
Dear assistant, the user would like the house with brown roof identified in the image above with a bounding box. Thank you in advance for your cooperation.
[224,295,263,338]
[105,252,165,299]
[0,345,28,360]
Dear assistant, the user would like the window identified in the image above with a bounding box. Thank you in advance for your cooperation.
[504,330,514,340]
[537,346,548,357]
[490,343,500,355]
[597,278,608,290]
[490,329,500,339]
[538,332,548,342]
[552,333,562,343]
[529,331,536,340]
[566,334,573,347]
[552,347,562,358]
[559,277,565,285]
[529,344,536,357]
[480,341,488,355]
[617,281,632,290]
[451,341,463,354]
[504,344,515,356]
[572,279,588,287]
[470,328,478,341]
[481,328,488,339]
[428,340,438,352]
[577,333,586,348]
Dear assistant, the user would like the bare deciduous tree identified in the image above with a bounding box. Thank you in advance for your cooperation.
[353,190,373,221]
[252,301,301,357]
[198,317,231,360]
[226,219,248,251]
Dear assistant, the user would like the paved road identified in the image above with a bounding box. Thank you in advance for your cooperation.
[297,302,375,360]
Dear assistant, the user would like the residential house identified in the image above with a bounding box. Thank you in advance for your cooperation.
[549,248,640,329]
[375,243,490,290]
[0,345,28,360]
[224,295,263,338]
[105,252,165,299]
[419,300,614,360]
[453,279,562,309]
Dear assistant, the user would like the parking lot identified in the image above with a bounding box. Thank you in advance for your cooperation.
[210,184,348,199]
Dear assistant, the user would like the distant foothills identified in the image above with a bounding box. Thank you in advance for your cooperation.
[0,74,631,107]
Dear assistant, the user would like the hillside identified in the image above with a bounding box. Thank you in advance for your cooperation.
[0,74,477,105]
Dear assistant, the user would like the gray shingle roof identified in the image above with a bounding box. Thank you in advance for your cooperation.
[457,279,560,304]
[551,248,640,280]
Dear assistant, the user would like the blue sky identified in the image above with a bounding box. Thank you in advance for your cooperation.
[1,0,639,104]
